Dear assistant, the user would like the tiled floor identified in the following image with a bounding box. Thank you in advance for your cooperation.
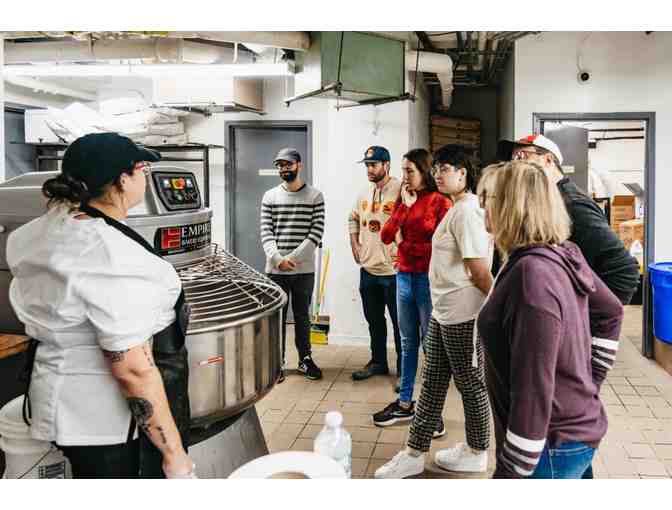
[255,305,672,478]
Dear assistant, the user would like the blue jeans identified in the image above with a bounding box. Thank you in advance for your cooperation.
[396,272,432,403]
[530,441,595,479]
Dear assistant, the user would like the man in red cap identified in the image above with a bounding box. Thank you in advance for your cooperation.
[498,134,640,306]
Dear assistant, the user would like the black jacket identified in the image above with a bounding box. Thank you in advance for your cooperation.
[556,178,640,305]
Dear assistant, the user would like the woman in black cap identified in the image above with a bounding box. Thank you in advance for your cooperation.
[7,133,195,478]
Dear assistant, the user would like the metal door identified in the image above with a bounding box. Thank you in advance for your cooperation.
[226,123,311,273]
[543,125,590,191]
[4,109,36,179]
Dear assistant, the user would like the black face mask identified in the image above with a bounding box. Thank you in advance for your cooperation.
[280,171,298,183]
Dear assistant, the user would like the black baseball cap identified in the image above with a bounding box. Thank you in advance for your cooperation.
[273,147,302,164]
[358,146,390,164]
[62,133,161,191]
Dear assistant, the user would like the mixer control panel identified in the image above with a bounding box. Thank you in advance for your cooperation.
[152,171,202,211]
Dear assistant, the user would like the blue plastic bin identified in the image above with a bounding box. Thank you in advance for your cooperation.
[649,262,672,344]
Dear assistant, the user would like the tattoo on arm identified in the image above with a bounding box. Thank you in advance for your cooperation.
[103,349,129,363]
[128,397,154,436]
[156,426,168,445]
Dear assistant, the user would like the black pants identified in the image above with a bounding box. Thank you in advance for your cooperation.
[359,268,401,374]
[268,272,315,363]
[57,440,140,479]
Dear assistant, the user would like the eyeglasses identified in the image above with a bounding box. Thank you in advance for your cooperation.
[512,149,542,161]
[479,191,497,209]
[134,162,151,177]
[432,164,454,177]
[275,161,296,170]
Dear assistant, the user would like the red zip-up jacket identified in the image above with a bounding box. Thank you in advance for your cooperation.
[380,190,451,273]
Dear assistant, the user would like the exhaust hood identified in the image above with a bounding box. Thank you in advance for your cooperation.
[285,32,407,108]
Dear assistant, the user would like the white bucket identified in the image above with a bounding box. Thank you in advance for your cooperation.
[0,396,71,479]
[228,451,347,479]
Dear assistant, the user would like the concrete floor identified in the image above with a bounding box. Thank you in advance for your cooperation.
[255,305,672,478]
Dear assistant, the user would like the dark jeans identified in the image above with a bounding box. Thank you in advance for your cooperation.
[530,441,595,479]
[268,272,315,363]
[359,268,401,374]
[57,440,140,479]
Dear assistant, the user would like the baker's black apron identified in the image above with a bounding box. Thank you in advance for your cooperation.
[21,204,191,479]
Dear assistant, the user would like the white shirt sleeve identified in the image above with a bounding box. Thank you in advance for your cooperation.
[453,203,490,260]
[77,241,174,352]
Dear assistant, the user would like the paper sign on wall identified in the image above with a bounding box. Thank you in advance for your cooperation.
[259,169,278,176]
[562,165,575,174]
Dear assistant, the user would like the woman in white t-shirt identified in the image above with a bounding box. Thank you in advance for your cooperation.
[376,147,494,479]
[7,133,195,478]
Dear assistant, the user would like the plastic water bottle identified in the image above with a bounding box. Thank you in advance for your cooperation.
[314,411,352,478]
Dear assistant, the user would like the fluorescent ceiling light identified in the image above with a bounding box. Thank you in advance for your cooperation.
[2,63,294,78]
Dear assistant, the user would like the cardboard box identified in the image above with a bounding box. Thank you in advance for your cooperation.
[611,195,636,233]
[619,219,644,251]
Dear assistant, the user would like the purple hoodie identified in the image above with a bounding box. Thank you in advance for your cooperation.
[477,241,623,478]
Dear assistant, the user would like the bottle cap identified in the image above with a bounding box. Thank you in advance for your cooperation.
[325,411,343,428]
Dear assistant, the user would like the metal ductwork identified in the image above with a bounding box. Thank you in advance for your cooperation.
[4,39,246,65]
[3,31,310,54]
[406,50,453,108]
[166,32,310,52]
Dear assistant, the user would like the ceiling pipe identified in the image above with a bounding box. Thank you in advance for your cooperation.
[406,50,453,108]
[165,31,310,51]
[2,31,311,51]
[4,76,97,101]
[4,38,238,65]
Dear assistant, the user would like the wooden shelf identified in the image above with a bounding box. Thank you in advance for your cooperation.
[0,334,30,360]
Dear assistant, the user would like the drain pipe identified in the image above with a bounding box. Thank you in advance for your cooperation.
[406,50,454,108]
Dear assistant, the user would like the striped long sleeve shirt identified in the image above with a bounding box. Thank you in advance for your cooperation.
[260,183,325,274]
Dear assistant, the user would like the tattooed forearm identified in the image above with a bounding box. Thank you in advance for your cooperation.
[103,349,129,363]
[156,426,168,445]
[128,397,154,436]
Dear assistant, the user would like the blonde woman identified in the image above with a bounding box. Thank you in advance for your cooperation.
[477,161,624,479]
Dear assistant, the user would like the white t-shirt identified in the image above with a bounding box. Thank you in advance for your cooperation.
[429,193,493,325]
[7,206,181,446]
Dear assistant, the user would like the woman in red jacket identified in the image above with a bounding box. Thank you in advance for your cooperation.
[372,149,451,430]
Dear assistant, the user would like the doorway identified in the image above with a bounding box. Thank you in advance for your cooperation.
[533,112,655,358]
[224,121,312,273]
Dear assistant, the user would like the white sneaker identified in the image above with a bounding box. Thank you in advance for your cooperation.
[374,450,425,479]
[434,442,487,473]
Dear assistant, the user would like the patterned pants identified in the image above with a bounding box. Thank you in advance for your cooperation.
[407,317,491,453]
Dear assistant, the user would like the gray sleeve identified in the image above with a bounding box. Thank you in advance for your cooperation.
[260,191,283,268]
[288,190,325,260]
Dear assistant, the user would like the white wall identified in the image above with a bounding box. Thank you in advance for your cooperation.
[590,138,645,192]
[514,31,672,260]
[182,73,427,343]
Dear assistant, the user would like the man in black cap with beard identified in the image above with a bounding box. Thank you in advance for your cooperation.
[260,148,325,382]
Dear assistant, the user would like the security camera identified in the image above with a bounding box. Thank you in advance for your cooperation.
[577,70,591,84]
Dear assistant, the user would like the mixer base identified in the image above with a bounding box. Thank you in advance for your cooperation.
[189,406,268,478]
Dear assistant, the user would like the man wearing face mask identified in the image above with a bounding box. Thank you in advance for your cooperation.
[348,146,402,382]
[260,148,325,382]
